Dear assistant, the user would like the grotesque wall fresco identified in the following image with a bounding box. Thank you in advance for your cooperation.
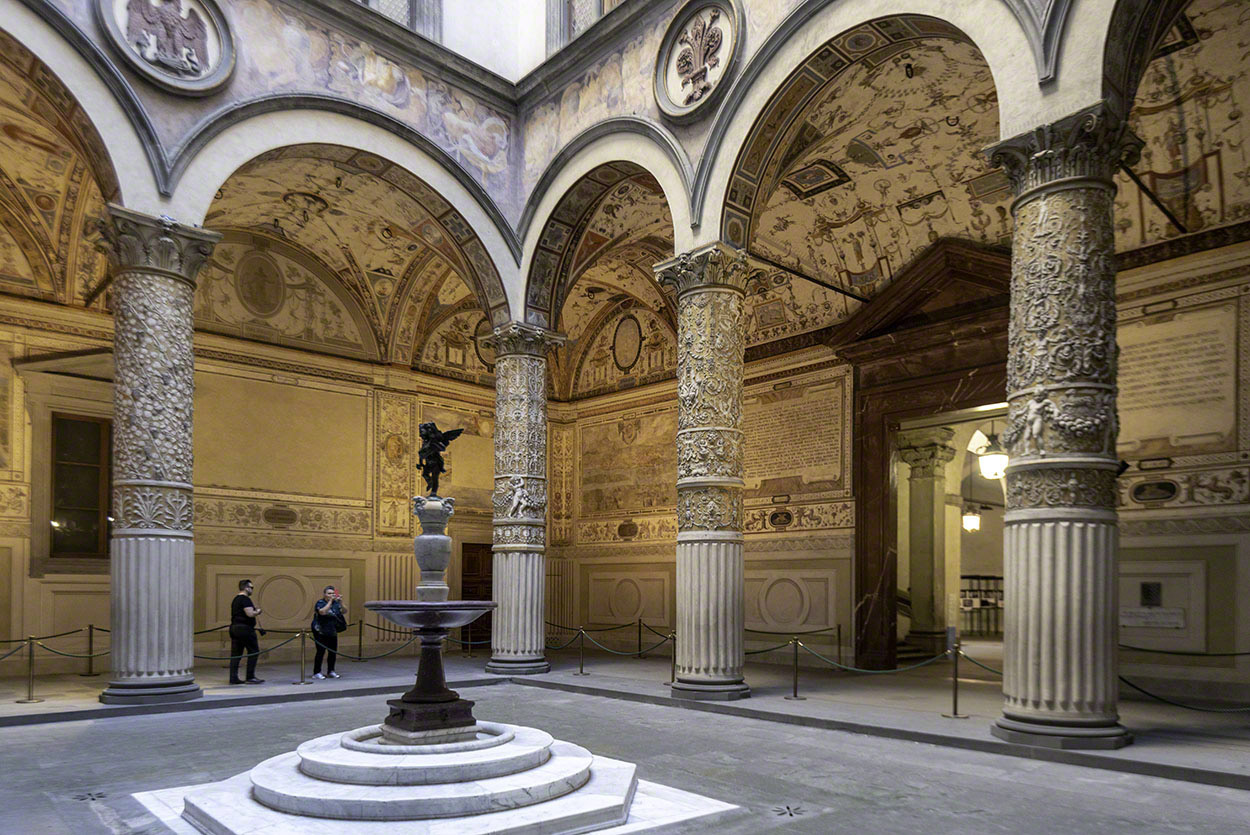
[44,0,519,220]
[570,305,676,399]
[1115,0,1250,248]
[725,21,1005,311]
[206,144,501,378]
[0,32,115,309]
[578,409,678,516]
[194,233,374,360]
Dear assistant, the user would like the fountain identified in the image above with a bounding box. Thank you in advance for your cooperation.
[140,424,736,833]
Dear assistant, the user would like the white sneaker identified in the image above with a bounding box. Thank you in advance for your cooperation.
[328,672,341,679]
[312,672,325,680]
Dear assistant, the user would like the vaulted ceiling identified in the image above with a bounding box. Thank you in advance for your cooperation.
[202,144,504,381]
[0,28,116,311]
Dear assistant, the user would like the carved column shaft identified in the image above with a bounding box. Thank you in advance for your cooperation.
[485,323,564,675]
[657,244,750,701]
[897,428,956,654]
[988,103,1139,748]
[99,206,219,705]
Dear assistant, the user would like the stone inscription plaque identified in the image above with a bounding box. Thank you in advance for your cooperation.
[1118,303,1237,456]
[1119,607,1186,629]
[744,381,842,497]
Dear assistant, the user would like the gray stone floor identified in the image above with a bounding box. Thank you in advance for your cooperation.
[5,683,1250,835]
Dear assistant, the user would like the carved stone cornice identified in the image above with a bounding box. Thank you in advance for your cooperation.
[99,204,221,287]
[655,243,750,299]
[485,322,566,357]
[987,102,1143,204]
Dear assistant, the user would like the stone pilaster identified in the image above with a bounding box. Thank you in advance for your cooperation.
[97,206,219,705]
[986,103,1141,748]
[897,428,957,655]
[484,323,564,675]
[656,243,750,701]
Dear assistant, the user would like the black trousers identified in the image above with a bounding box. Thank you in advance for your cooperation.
[229,626,259,681]
[313,630,337,674]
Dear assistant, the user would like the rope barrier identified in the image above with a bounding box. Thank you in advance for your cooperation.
[641,621,670,639]
[1119,645,1250,657]
[306,631,418,661]
[0,628,85,644]
[0,643,26,663]
[800,643,950,674]
[581,631,671,656]
[745,641,794,655]
[958,651,1004,676]
[192,633,301,661]
[745,626,838,636]
[545,621,634,633]
[32,642,111,659]
[445,636,492,646]
[545,631,583,651]
[193,624,230,635]
[1118,676,1250,713]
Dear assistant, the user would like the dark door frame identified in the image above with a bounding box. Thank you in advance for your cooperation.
[830,239,1010,670]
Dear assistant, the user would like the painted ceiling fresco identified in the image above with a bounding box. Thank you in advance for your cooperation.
[206,144,500,378]
[724,17,1006,318]
[1115,0,1250,249]
[0,29,115,311]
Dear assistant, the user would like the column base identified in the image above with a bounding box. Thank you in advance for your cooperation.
[99,678,202,705]
[991,716,1132,750]
[485,657,550,675]
[671,680,751,701]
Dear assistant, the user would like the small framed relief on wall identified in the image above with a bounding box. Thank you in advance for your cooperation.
[654,0,744,122]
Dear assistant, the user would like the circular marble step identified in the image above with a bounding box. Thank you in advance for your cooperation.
[250,739,593,820]
[298,725,554,785]
[340,722,516,755]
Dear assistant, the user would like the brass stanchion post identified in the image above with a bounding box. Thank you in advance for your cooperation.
[16,637,42,703]
[292,630,310,685]
[464,621,473,659]
[837,623,843,668]
[637,618,642,659]
[942,627,967,719]
[80,624,99,677]
[574,628,588,676]
[784,637,805,701]
[668,631,676,685]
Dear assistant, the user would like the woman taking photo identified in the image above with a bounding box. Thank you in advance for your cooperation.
[311,586,347,679]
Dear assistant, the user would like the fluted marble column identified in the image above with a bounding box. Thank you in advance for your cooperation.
[897,428,957,655]
[485,323,564,675]
[98,206,219,705]
[656,243,750,701]
[987,103,1140,748]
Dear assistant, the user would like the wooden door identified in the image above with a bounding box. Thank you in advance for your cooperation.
[460,543,493,643]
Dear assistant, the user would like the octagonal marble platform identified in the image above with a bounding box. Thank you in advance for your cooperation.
[134,720,737,834]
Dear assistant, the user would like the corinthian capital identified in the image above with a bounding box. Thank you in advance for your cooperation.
[986,102,1143,199]
[98,204,221,286]
[655,242,749,299]
[485,322,566,357]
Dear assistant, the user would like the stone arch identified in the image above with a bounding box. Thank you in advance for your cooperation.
[0,19,131,307]
[202,142,505,373]
[716,14,1006,321]
[1102,0,1192,120]
[693,1,1047,234]
[520,130,692,330]
[169,109,516,324]
[3,4,161,212]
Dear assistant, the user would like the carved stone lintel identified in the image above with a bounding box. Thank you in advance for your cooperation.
[484,322,565,358]
[986,102,1143,203]
[654,242,750,299]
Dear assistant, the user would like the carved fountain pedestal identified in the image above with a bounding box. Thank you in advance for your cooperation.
[368,496,495,744]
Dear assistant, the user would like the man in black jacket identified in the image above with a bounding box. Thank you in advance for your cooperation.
[229,579,265,684]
